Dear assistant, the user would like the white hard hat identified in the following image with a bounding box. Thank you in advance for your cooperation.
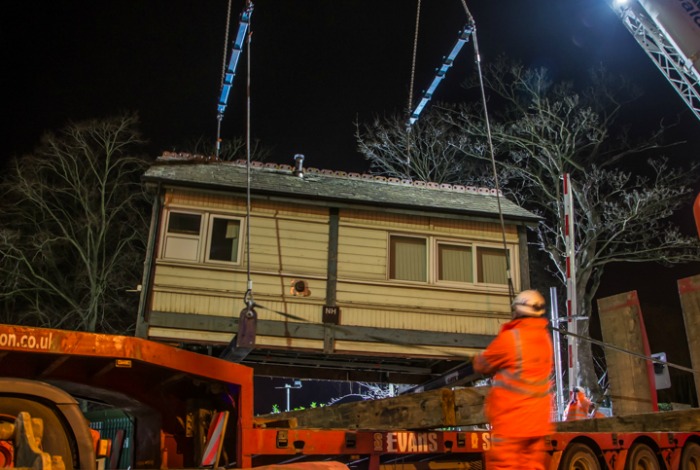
[512,290,546,317]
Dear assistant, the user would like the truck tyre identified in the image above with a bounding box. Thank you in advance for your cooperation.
[625,443,659,470]
[680,442,699,470]
[559,443,601,470]
[0,397,76,469]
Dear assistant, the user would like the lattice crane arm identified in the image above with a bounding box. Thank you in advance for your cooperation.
[610,0,700,123]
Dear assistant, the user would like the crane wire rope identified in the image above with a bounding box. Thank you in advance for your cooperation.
[459,0,515,301]
[404,0,422,167]
[244,1,254,308]
[407,0,421,124]
[216,0,234,157]
[217,0,255,308]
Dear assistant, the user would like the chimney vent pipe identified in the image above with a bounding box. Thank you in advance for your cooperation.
[294,154,305,178]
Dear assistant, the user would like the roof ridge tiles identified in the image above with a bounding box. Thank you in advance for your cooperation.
[157,152,500,196]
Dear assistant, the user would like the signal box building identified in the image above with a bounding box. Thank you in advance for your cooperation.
[136,153,539,384]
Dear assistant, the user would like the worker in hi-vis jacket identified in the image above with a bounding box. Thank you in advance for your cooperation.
[564,387,593,421]
[473,290,554,470]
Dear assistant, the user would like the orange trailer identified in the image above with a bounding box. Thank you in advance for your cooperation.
[0,323,698,470]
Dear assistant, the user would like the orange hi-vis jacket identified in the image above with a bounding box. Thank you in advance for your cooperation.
[473,316,554,438]
[564,390,592,421]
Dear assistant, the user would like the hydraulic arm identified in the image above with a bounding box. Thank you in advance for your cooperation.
[217,2,254,119]
[409,23,474,126]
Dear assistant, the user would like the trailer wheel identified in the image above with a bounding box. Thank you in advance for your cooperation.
[681,442,700,470]
[625,443,659,470]
[559,443,601,470]
[0,397,76,469]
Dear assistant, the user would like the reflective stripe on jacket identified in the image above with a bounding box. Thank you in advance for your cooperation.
[473,316,554,438]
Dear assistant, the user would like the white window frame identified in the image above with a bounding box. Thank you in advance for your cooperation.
[160,209,244,266]
[162,210,203,262]
[204,214,244,265]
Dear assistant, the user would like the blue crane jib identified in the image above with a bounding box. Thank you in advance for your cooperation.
[408,23,474,126]
[217,3,254,118]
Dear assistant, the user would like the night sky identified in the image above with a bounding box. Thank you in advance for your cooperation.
[5,1,699,403]
[7,0,696,169]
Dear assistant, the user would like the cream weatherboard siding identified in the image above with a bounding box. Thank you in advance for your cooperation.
[149,188,515,355]
[139,161,538,374]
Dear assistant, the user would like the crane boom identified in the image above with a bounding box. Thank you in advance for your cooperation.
[217,2,254,118]
[408,23,474,126]
[611,0,700,122]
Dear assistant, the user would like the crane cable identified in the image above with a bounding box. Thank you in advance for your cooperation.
[244,0,254,309]
[218,0,255,308]
[458,0,515,301]
[403,0,422,168]
[407,0,421,119]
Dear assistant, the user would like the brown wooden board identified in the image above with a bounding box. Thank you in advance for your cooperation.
[555,408,700,433]
[678,275,700,406]
[254,387,488,430]
[597,291,654,416]
[453,387,488,426]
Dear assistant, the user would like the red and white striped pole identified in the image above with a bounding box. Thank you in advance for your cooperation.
[563,173,578,396]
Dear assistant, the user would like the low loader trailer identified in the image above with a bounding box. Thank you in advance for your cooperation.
[0,322,697,470]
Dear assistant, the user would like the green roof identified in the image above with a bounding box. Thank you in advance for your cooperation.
[144,154,539,222]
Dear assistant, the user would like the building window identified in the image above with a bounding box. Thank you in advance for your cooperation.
[207,217,241,263]
[389,236,427,282]
[161,210,242,265]
[390,234,511,286]
[438,243,473,283]
[477,247,508,285]
[163,212,202,261]
[167,212,201,235]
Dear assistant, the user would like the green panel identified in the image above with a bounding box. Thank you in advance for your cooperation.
[85,408,134,470]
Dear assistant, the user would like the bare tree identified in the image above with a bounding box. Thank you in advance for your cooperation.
[356,111,489,185]
[187,135,273,162]
[452,60,699,394]
[356,59,700,395]
[326,382,397,405]
[0,114,150,333]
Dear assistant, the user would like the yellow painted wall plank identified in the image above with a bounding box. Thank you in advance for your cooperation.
[151,289,327,321]
[152,187,521,358]
[337,226,388,247]
[340,209,430,229]
[340,209,518,242]
[336,280,510,312]
[337,306,507,336]
[167,189,328,220]
[335,262,386,279]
